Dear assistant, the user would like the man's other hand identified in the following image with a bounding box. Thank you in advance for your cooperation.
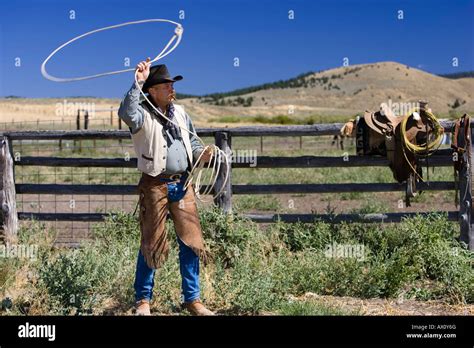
[200,147,213,163]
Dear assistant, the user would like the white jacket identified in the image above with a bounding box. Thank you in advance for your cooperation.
[131,104,194,176]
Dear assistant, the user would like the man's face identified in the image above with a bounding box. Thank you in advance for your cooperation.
[148,82,175,107]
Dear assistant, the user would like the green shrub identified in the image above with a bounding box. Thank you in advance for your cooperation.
[200,209,264,268]
[4,210,472,316]
[0,258,18,295]
[38,212,140,314]
[39,248,109,314]
[277,221,332,252]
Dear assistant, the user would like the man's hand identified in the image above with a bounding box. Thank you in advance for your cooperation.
[200,147,213,163]
[136,57,151,82]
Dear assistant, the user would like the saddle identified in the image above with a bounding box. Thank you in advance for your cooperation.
[452,114,471,172]
[357,103,439,205]
[362,105,400,158]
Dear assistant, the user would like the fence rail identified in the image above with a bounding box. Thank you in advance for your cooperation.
[15,181,456,195]
[2,119,461,139]
[1,120,473,250]
[14,155,454,168]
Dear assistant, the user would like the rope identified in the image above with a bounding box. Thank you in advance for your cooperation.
[41,19,230,202]
[41,19,183,82]
[400,107,444,182]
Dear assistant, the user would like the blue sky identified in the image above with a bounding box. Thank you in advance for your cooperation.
[0,0,473,98]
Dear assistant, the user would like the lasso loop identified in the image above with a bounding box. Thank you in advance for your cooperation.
[41,19,183,82]
[41,19,230,202]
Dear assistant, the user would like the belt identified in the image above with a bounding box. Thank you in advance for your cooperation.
[142,172,188,182]
[157,172,187,182]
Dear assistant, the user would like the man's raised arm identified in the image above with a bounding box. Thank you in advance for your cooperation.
[118,59,151,133]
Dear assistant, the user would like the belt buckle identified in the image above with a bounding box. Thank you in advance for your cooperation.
[169,173,182,182]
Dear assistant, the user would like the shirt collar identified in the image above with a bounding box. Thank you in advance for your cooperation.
[142,99,174,118]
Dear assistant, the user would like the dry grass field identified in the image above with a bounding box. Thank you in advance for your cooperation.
[2,62,473,127]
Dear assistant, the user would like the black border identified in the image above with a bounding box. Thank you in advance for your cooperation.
[0,315,472,346]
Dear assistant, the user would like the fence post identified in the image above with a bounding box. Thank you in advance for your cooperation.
[59,117,64,150]
[7,136,15,180]
[84,111,89,130]
[458,120,473,250]
[110,106,114,126]
[214,131,232,213]
[76,109,81,130]
[83,111,96,147]
[0,135,18,243]
[118,115,122,145]
[75,109,81,151]
[470,127,474,251]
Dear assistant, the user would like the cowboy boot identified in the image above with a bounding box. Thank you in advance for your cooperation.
[183,299,215,316]
[135,299,151,316]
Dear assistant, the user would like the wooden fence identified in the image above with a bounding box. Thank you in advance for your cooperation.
[0,121,473,250]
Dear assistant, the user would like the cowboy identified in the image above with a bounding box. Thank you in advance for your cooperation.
[118,59,214,316]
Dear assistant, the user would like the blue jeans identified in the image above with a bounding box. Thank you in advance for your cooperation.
[134,237,200,303]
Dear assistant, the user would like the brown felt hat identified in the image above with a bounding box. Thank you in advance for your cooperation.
[143,64,182,93]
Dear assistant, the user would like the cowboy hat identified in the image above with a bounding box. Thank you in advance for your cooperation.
[143,64,183,93]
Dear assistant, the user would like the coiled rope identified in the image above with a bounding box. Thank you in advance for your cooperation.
[400,107,444,181]
[41,19,230,202]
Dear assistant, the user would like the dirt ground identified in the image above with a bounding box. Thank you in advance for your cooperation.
[286,292,473,316]
[100,292,474,316]
[242,191,456,215]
